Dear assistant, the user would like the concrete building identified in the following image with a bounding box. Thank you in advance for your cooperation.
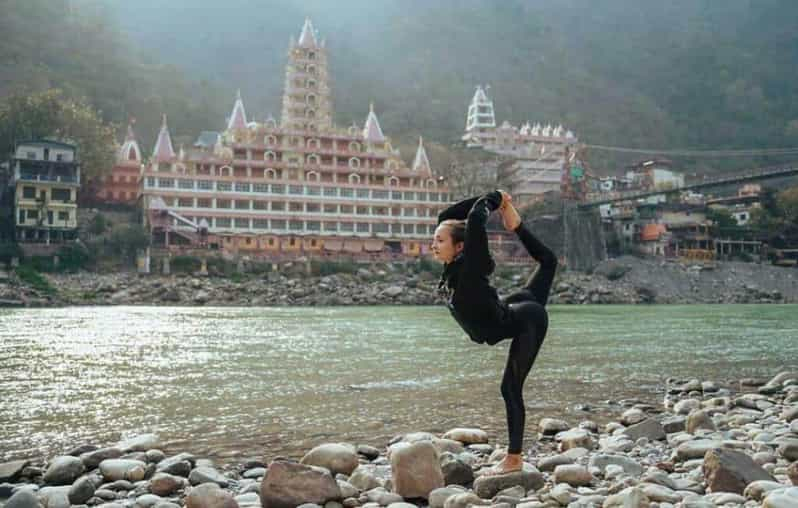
[10,140,80,243]
[94,122,142,206]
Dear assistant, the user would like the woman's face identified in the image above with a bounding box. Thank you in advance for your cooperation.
[431,224,463,263]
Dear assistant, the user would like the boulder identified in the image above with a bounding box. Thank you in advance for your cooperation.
[185,483,238,508]
[702,448,776,494]
[67,475,96,504]
[99,459,147,482]
[0,460,30,483]
[539,418,570,436]
[588,454,644,477]
[762,491,798,508]
[602,486,649,507]
[442,428,488,445]
[429,486,468,508]
[189,467,229,488]
[553,464,593,486]
[744,481,789,501]
[443,492,487,508]
[150,472,184,496]
[675,440,722,461]
[301,444,359,476]
[472,464,544,499]
[5,488,43,508]
[81,447,123,469]
[537,454,574,472]
[43,457,85,486]
[117,434,159,453]
[440,454,473,486]
[686,410,716,434]
[260,460,341,508]
[621,419,666,442]
[779,441,798,462]
[389,441,444,499]
[662,416,686,434]
[556,429,594,451]
[620,409,647,426]
[37,486,71,508]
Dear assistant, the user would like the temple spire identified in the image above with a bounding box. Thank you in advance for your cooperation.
[118,118,142,163]
[152,114,175,163]
[412,136,431,176]
[298,18,318,48]
[227,89,248,131]
[363,103,385,144]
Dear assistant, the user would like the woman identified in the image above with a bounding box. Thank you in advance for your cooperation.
[431,190,557,475]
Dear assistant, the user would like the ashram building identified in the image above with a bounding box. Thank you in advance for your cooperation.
[94,122,143,206]
[462,85,578,207]
[138,19,450,259]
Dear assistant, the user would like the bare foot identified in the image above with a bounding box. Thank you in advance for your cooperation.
[500,200,522,231]
[480,454,523,477]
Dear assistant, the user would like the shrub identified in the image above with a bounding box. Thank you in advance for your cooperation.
[605,264,630,281]
[0,242,23,264]
[312,259,358,276]
[56,243,95,272]
[15,265,56,294]
[171,255,202,274]
[88,213,109,235]
[108,225,150,261]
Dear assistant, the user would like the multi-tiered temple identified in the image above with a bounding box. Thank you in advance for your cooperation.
[462,86,579,207]
[139,19,449,260]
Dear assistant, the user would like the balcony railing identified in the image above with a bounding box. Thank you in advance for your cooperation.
[17,171,79,184]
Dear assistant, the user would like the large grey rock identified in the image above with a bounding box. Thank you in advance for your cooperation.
[553,464,593,486]
[443,492,487,508]
[81,447,123,469]
[189,467,229,488]
[43,456,85,486]
[67,475,96,504]
[702,448,776,494]
[539,418,570,436]
[117,434,159,453]
[99,459,147,482]
[538,454,574,472]
[260,460,341,508]
[150,472,184,496]
[557,429,594,451]
[37,486,71,508]
[301,444,359,476]
[442,428,488,444]
[135,493,164,508]
[686,410,716,434]
[744,481,789,501]
[762,491,798,508]
[782,405,798,422]
[621,419,666,442]
[440,454,473,486]
[185,483,238,508]
[429,487,468,508]
[675,440,722,461]
[5,488,42,508]
[588,454,644,477]
[662,416,686,434]
[389,441,444,499]
[620,409,647,426]
[602,486,649,507]
[348,466,381,491]
[472,464,544,499]
[789,462,798,485]
[779,441,798,462]
[641,483,679,503]
[0,460,30,482]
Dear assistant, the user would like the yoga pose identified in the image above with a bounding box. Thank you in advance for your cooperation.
[432,190,557,475]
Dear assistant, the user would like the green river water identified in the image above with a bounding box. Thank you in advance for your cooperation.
[1,304,796,466]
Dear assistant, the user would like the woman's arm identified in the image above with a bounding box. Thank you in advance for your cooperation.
[463,190,503,274]
[437,196,481,224]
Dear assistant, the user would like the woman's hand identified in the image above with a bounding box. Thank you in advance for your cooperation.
[499,193,522,231]
[498,190,511,210]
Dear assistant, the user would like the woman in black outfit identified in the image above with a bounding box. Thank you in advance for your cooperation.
[431,190,558,475]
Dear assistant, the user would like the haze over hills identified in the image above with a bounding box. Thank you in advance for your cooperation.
[4,0,798,174]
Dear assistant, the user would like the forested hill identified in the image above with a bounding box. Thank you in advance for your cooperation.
[4,0,798,173]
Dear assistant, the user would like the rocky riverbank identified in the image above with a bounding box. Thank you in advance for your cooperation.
[1,256,797,308]
[1,372,797,508]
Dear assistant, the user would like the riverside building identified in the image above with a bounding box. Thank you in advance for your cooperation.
[139,19,450,260]
[462,85,578,207]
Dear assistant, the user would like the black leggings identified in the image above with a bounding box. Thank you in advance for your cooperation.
[493,223,557,454]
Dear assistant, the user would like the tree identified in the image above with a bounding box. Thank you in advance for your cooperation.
[0,89,116,178]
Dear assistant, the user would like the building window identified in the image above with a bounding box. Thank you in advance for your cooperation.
[58,211,69,221]
[265,135,277,145]
[356,206,369,215]
[235,182,251,192]
[391,223,402,234]
[323,222,337,232]
[178,198,193,207]
[158,178,174,188]
[271,201,285,211]
[307,203,320,213]
[216,199,231,209]
[234,218,249,228]
[356,222,370,233]
[217,182,232,192]
[403,191,415,201]
[26,151,36,159]
[429,192,439,202]
[417,192,427,201]
[19,210,25,223]
[289,185,304,195]
[216,218,231,228]
[289,202,303,213]
[307,221,320,231]
[271,184,285,194]
[265,151,277,162]
[388,176,399,187]
[26,209,38,220]
[52,188,71,202]
[323,187,337,197]
[340,204,353,214]
[374,223,389,233]
[373,190,389,200]
[348,158,361,170]
[178,179,194,190]
[235,200,250,210]
[264,168,277,179]
[356,188,370,199]
[253,183,269,193]
[403,224,415,234]
[253,200,268,210]
[307,185,321,196]
[340,188,354,198]
[197,180,213,190]
[289,220,303,231]
[22,186,36,199]
[254,219,269,229]
[146,177,156,188]
[324,204,337,214]
[271,219,286,230]
[197,198,211,208]
[348,141,360,152]
[340,222,354,232]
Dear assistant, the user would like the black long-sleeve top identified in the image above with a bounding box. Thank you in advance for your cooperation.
[438,191,510,343]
